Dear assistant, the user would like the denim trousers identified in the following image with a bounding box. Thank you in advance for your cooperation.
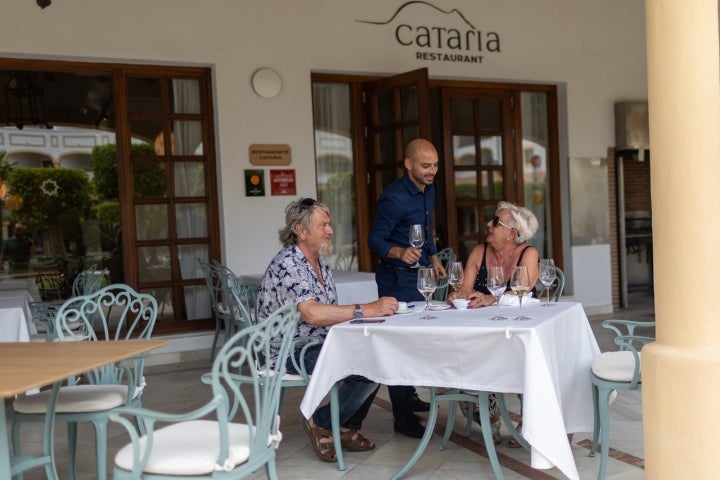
[288,343,379,431]
[376,264,422,422]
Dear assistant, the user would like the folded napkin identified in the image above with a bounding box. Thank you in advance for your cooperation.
[498,293,540,306]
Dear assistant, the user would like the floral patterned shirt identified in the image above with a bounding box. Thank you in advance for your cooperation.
[256,245,338,361]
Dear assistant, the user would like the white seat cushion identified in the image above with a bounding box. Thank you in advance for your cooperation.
[591,350,639,382]
[115,420,277,475]
[257,368,305,382]
[14,384,128,413]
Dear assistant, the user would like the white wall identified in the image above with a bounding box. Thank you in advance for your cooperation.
[1,0,647,308]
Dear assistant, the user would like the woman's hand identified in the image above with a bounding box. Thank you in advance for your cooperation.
[454,291,495,308]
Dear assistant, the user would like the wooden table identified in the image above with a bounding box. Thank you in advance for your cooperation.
[0,339,169,479]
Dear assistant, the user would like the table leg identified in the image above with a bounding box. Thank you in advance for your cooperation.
[391,387,440,480]
[392,389,506,480]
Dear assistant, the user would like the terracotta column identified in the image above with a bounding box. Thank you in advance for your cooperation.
[643,0,720,477]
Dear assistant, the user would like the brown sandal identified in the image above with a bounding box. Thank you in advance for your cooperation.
[303,419,337,462]
[508,422,523,448]
[340,429,375,451]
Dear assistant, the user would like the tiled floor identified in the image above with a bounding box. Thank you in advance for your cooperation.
[6,292,654,479]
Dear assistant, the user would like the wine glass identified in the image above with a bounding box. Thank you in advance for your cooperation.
[447,261,464,298]
[408,224,425,268]
[510,265,531,320]
[487,265,507,320]
[539,258,557,307]
[416,267,437,319]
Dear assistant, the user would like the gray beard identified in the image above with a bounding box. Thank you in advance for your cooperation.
[319,241,333,258]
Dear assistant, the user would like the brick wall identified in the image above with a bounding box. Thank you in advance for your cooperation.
[623,158,652,212]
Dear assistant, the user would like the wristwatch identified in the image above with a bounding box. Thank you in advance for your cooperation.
[353,304,363,319]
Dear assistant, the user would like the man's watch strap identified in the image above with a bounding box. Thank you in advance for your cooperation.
[353,304,363,319]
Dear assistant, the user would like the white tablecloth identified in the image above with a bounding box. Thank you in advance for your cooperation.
[331,271,378,304]
[300,301,600,480]
[242,270,379,305]
[0,289,37,342]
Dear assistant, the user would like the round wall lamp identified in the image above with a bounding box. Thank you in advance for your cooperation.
[251,68,282,98]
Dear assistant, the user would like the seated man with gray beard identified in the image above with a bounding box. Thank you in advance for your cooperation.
[256,197,398,463]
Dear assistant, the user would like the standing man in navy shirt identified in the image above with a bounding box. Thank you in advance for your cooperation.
[368,138,447,438]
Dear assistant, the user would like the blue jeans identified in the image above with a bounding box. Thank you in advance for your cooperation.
[288,344,379,431]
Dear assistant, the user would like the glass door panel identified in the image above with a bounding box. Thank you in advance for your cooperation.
[442,88,514,261]
[520,91,552,257]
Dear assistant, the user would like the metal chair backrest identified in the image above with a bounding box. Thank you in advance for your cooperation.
[334,244,356,271]
[211,303,299,470]
[214,261,256,330]
[198,258,223,316]
[535,265,566,302]
[55,283,158,386]
[433,247,456,301]
[71,265,108,297]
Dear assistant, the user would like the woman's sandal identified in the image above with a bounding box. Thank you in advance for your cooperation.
[303,419,337,462]
[340,429,375,452]
[508,422,523,448]
[469,408,502,445]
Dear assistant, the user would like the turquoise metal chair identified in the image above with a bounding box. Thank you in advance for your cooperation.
[213,261,256,330]
[535,265,565,301]
[433,247,456,302]
[28,300,61,341]
[70,265,108,297]
[198,258,234,360]
[12,284,158,480]
[200,280,346,469]
[109,303,300,480]
[589,319,655,479]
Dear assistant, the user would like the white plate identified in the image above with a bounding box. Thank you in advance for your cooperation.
[394,309,414,315]
[428,303,451,311]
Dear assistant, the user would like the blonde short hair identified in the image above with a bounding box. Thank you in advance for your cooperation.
[496,201,539,245]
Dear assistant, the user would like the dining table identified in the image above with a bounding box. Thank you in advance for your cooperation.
[0,339,169,479]
[0,287,37,342]
[300,301,600,480]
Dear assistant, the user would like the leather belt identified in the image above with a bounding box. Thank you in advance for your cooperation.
[379,260,416,273]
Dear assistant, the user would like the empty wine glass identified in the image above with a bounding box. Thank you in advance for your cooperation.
[416,267,437,319]
[408,224,425,268]
[539,258,557,307]
[510,265,531,320]
[487,265,507,320]
[447,261,464,298]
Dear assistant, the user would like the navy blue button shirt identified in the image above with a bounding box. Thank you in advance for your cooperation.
[368,174,438,268]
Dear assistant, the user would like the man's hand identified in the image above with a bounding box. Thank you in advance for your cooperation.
[388,246,421,266]
[363,296,399,317]
[431,255,447,279]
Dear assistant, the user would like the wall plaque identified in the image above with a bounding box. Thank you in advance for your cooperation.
[249,144,291,166]
[270,169,296,195]
[244,169,265,197]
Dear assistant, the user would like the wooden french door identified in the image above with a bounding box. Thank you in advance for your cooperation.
[440,87,518,261]
[312,70,560,271]
[359,68,431,269]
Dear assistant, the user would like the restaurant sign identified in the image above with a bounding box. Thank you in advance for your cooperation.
[249,144,291,166]
[355,1,500,65]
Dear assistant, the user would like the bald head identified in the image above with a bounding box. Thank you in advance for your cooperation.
[403,139,439,190]
[404,139,437,161]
